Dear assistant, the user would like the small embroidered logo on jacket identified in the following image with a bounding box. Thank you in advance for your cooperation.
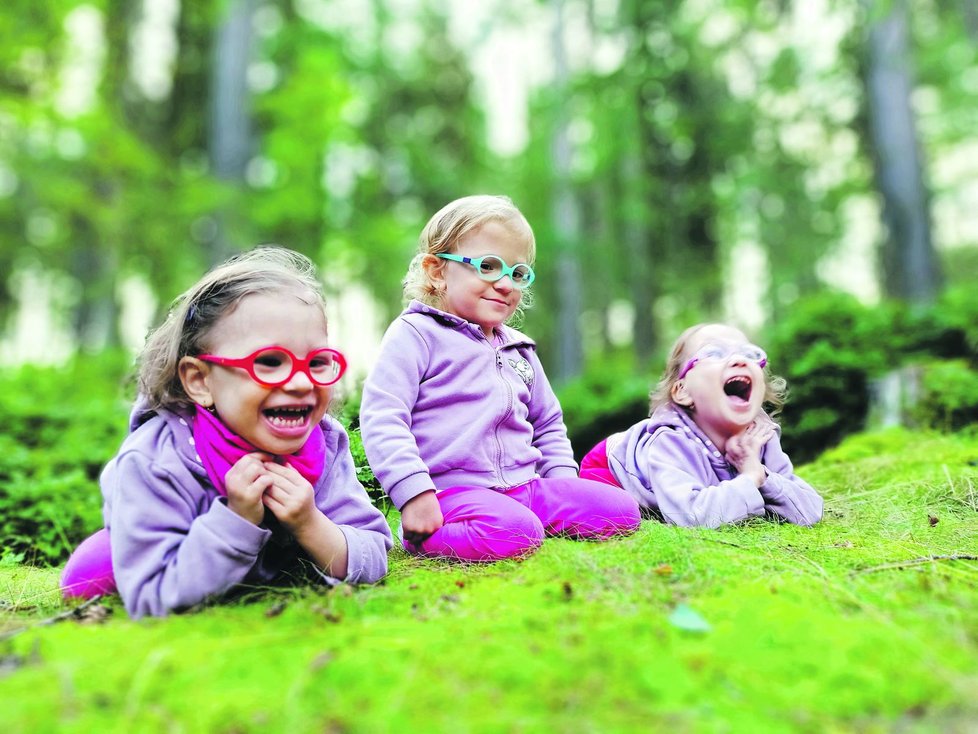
[508,357,534,389]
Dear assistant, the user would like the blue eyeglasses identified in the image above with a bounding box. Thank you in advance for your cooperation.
[436,254,535,289]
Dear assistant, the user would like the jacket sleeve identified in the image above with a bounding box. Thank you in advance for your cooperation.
[312,421,393,585]
[359,320,435,510]
[616,429,767,528]
[758,434,824,526]
[524,348,579,479]
[105,452,272,618]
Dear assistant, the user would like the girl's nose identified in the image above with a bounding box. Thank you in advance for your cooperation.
[283,369,315,391]
[493,275,515,293]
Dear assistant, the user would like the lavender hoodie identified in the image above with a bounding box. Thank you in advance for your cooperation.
[102,403,392,618]
[359,301,579,510]
[606,405,823,528]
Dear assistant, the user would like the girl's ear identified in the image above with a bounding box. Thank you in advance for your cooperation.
[671,380,693,408]
[421,253,447,289]
[179,356,215,408]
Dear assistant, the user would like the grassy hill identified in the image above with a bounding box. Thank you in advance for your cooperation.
[1,427,977,733]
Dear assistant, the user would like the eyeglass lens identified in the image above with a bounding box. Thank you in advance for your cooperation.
[253,348,341,385]
[476,256,533,284]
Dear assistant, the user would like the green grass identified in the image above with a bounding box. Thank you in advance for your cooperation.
[2,427,977,733]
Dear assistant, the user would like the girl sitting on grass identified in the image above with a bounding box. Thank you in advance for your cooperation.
[580,322,823,528]
[359,195,641,561]
[61,247,392,617]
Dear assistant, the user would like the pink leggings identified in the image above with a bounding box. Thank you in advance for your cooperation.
[579,439,622,488]
[408,475,641,562]
[60,528,117,600]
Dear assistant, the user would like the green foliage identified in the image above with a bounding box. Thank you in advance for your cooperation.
[0,354,131,564]
[556,357,652,459]
[912,360,978,431]
[2,428,978,732]
[345,425,388,514]
[767,287,978,462]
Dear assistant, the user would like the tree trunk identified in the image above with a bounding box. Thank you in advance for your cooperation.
[550,0,584,383]
[863,0,941,303]
[208,0,255,265]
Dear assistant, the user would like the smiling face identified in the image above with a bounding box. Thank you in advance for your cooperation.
[426,219,531,339]
[671,324,767,448]
[179,291,332,455]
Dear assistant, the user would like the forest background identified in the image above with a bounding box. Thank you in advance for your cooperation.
[2,2,978,731]
[1,0,978,520]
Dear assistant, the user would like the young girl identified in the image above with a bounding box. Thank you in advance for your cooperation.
[359,195,641,561]
[60,247,392,617]
[580,323,823,528]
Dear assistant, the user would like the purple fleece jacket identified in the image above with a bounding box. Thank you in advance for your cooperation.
[606,405,823,528]
[359,301,579,510]
[102,403,392,618]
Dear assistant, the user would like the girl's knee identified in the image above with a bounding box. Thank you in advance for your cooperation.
[565,482,642,539]
[415,510,545,562]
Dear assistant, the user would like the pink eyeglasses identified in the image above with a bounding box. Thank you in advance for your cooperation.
[197,346,347,388]
[678,342,767,380]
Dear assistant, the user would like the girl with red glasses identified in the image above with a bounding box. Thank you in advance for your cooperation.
[580,323,823,528]
[359,195,641,561]
[61,248,391,617]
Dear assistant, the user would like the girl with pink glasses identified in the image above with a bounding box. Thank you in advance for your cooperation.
[359,195,640,562]
[61,247,391,617]
[580,323,823,528]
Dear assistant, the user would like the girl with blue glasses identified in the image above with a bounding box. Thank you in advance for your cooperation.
[359,194,641,561]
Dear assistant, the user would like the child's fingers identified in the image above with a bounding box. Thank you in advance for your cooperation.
[262,461,303,481]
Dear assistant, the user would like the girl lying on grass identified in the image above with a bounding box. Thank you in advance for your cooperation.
[580,322,823,528]
[60,247,392,617]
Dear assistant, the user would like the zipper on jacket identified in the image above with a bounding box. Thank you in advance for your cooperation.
[491,343,515,485]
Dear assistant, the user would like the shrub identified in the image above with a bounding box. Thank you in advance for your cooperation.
[766,286,978,462]
[911,360,978,431]
[0,353,132,565]
[557,362,652,461]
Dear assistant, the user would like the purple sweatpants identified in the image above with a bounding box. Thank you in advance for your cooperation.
[408,476,641,562]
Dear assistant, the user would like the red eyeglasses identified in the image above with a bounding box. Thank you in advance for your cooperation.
[197,346,347,388]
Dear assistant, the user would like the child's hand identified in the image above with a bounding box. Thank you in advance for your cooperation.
[225,453,274,525]
[725,420,776,487]
[401,490,443,547]
[260,462,318,535]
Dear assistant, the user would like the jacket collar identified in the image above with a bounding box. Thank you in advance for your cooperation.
[404,299,535,349]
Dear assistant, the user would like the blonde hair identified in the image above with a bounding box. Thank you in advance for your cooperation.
[649,322,787,417]
[138,246,328,412]
[403,195,536,321]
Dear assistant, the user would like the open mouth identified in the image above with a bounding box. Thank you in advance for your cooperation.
[263,406,313,428]
[723,376,753,403]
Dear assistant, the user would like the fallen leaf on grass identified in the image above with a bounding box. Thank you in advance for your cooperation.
[312,606,342,623]
[265,602,287,618]
[653,563,673,576]
[310,652,334,671]
[668,603,711,633]
[74,603,111,625]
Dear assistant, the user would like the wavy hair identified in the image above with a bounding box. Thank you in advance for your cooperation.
[138,246,327,412]
[402,194,536,323]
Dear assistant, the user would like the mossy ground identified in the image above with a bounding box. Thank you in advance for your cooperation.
[1,427,977,733]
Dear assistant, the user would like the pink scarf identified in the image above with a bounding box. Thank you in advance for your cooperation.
[191,405,326,496]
